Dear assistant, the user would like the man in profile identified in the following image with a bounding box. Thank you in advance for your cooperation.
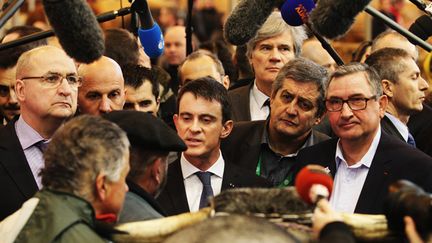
[0,115,130,242]
[104,110,187,222]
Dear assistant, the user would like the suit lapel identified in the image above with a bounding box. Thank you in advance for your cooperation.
[221,162,241,190]
[354,134,392,213]
[0,120,38,198]
[166,159,190,213]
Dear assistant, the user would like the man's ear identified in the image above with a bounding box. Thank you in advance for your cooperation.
[378,95,388,118]
[314,111,326,125]
[95,173,107,201]
[173,114,179,130]
[222,75,230,90]
[151,158,162,184]
[381,79,394,98]
[15,79,26,102]
[220,120,233,138]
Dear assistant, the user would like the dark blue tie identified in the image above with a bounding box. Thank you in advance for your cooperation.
[35,139,49,153]
[196,171,214,209]
[407,133,416,147]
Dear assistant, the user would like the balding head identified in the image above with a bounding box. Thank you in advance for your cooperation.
[301,39,337,73]
[15,45,78,137]
[78,56,125,116]
[164,26,187,66]
[371,31,419,60]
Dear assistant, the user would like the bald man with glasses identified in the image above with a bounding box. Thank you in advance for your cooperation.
[296,63,432,215]
[0,45,79,220]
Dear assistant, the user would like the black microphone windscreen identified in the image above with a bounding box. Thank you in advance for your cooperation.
[409,15,432,40]
[310,0,372,39]
[224,0,278,45]
[42,0,105,64]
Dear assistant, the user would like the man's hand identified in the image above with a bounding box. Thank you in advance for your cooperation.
[312,199,343,239]
[404,216,424,243]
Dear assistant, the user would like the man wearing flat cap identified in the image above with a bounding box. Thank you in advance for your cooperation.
[103,110,187,223]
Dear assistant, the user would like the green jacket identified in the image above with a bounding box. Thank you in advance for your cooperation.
[15,189,107,243]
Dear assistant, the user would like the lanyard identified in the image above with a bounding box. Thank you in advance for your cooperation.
[256,154,292,187]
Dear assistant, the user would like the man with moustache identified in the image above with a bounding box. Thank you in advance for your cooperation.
[229,11,307,121]
[365,48,429,145]
[77,56,126,115]
[296,63,432,214]
[104,110,187,222]
[157,77,270,216]
[0,45,80,220]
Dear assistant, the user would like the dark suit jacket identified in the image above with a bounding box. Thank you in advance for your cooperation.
[296,132,432,214]
[408,103,432,157]
[381,115,404,142]
[228,83,253,122]
[0,119,38,220]
[221,120,330,174]
[156,158,271,216]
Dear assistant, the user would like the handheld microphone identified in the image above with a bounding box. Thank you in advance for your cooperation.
[295,165,333,205]
[131,0,164,58]
[309,0,372,39]
[42,0,105,64]
[409,15,432,40]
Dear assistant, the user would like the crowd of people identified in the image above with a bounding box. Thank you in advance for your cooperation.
[0,1,432,242]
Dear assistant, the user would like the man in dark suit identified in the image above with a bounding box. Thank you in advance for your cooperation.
[228,11,306,122]
[0,46,79,220]
[222,58,329,187]
[365,48,428,145]
[296,63,432,214]
[157,77,270,216]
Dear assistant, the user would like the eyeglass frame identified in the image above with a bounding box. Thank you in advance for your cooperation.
[325,95,377,112]
[20,72,82,89]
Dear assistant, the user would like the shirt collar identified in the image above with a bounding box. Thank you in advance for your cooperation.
[15,116,46,149]
[335,127,381,169]
[385,112,409,141]
[251,80,270,109]
[261,120,314,157]
[180,151,225,179]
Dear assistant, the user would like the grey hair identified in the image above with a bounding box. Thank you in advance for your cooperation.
[272,58,328,117]
[41,115,130,201]
[327,63,383,97]
[246,11,307,58]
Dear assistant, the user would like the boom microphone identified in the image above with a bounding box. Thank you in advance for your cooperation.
[309,0,372,39]
[42,0,105,64]
[409,15,432,40]
[131,0,164,58]
[295,165,333,204]
[224,0,285,45]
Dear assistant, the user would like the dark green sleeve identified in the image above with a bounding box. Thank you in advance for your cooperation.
[55,223,108,243]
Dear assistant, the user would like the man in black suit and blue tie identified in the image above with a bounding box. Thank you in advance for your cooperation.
[157,77,270,216]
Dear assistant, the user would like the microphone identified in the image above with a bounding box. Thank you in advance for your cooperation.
[279,0,345,65]
[409,15,432,40]
[295,165,333,205]
[223,0,285,45]
[42,0,105,64]
[131,0,164,58]
[309,0,372,39]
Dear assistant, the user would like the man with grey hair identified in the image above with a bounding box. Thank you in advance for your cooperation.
[0,45,79,220]
[179,50,230,89]
[222,58,329,187]
[296,63,432,214]
[229,11,307,121]
[0,115,130,242]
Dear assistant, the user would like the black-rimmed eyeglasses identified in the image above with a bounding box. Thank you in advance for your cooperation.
[325,96,377,112]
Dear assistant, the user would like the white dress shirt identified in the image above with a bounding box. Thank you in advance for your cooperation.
[249,81,270,121]
[330,128,381,213]
[180,151,224,212]
[385,113,409,142]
